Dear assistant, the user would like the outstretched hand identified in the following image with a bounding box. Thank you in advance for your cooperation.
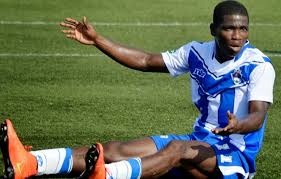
[60,16,97,45]
[211,111,239,135]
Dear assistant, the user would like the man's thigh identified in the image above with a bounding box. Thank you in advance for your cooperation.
[103,137,158,162]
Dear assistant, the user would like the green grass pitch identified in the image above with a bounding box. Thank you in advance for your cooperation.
[0,0,281,178]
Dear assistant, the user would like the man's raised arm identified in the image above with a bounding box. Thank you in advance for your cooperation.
[60,16,168,73]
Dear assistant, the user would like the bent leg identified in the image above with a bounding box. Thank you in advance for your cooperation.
[140,140,219,178]
[71,137,157,175]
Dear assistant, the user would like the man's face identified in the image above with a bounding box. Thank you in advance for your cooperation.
[213,14,249,60]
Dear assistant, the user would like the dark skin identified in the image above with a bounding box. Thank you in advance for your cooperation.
[210,15,249,63]
[60,14,270,178]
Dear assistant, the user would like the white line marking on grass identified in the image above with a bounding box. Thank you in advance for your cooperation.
[0,21,207,26]
[267,53,281,57]
[0,53,104,57]
[1,53,281,58]
[1,21,281,27]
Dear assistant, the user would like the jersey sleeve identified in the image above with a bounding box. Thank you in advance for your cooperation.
[248,62,275,103]
[161,42,192,77]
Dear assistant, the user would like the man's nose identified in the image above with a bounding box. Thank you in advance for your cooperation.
[232,29,241,40]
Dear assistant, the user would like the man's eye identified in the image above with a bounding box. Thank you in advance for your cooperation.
[240,27,248,31]
[222,26,234,31]
[226,28,232,31]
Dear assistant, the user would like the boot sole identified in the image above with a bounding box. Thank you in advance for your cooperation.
[77,144,99,179]
[0,121,15,179]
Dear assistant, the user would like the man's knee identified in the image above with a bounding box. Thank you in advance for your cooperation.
[162,140,188,164]
[164,140,215,165]
[164,141,218,177]
[103,141,125,162]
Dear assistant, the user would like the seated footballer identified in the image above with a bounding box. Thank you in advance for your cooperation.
[0,0,275,179]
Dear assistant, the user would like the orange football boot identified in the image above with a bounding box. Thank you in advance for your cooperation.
[78,143,106,179]
[0,119,37,179]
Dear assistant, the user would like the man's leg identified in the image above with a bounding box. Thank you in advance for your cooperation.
[86,140,219,179]
[0,119,159,178]
[0,119,94,178]
[140,140,219,178]
[64,140,219,179]
[69,138,158,177]
[1,119,218,178]
[76,138,158,179]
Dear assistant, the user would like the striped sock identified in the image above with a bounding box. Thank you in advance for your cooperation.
[105,157,142,179]
[30,148,73,175]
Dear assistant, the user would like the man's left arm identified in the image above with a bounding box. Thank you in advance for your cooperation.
[212,101,270,135]
[213,60,275,135]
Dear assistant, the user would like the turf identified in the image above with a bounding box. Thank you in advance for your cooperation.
[0,0,281,178]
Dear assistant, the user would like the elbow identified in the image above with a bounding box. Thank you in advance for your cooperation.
[138,55,153,72]
[256,119,265,130]
[253,117,266,132]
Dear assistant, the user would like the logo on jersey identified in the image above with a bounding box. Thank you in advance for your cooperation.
[231,69,243,84]
[215,144,230,150]
[220,155,233,163]
[193,68,206,78]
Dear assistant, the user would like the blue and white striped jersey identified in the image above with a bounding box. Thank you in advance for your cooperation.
[162,40,275,173]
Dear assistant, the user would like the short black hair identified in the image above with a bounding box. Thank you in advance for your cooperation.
[213,0,249,26]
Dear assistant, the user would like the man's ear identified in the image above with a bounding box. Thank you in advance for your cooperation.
[210,23,216,36]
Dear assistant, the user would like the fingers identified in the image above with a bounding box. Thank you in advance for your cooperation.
[65,34,76,39]
[227,111,232,120]
[60,18,80,29]
[61,29,75,34]
[211,112,238,135]
[82,16,91,30]
[60,18,80,40]
[64,17,80,26]
[82,16,87,29]
[83,16,87,25]
[212,127,229,135]
[212,128,223,134]
[227,111,235,120]
[227,110,231,116]
[61,29,76,39]
[60,22,76,29]
[211,128,219,134]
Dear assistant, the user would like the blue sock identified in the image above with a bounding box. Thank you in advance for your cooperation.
[127,158,142,179]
